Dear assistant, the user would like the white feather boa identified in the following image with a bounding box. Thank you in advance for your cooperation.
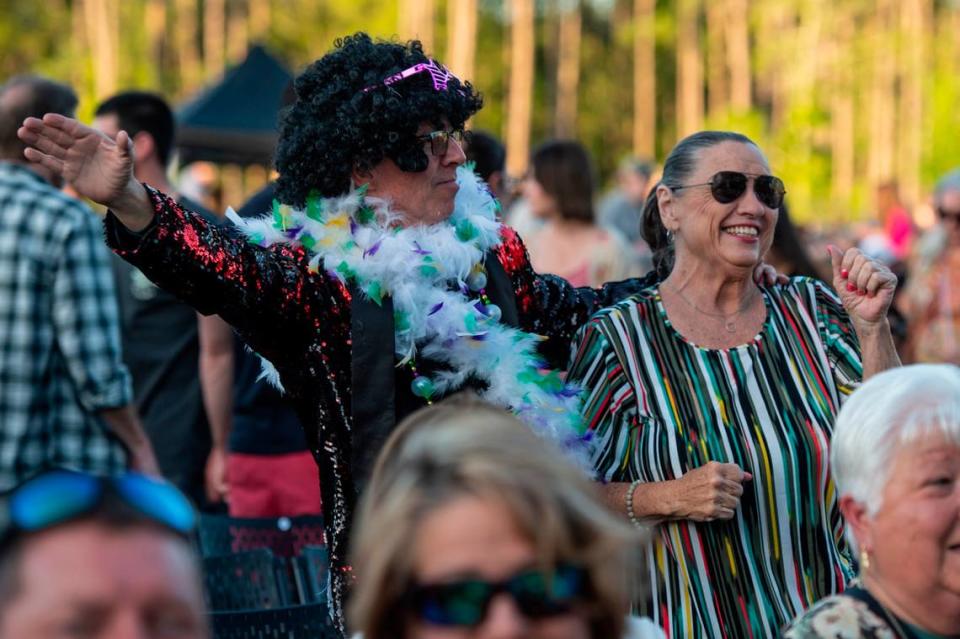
[228,166,589,461]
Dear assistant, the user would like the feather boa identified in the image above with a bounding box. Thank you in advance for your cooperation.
[228,166,590,462]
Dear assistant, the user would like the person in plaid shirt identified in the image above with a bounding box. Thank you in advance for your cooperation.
[0,75,157,489]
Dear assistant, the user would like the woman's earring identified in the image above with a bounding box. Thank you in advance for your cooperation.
[666,229,674,243]
[859,550,871,571]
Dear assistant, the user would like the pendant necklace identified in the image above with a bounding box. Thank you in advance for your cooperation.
[663,282,760,333]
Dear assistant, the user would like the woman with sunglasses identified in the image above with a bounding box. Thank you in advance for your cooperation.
[349,395,664,639]
[900,169,960,365]
[567,131,900,638]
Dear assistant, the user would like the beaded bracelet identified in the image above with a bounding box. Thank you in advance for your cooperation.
[625,479,644,527]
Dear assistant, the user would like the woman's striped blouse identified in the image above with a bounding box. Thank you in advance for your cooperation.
[568,278,862,639]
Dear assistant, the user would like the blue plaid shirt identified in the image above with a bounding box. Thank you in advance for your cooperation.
[0,163,130,488]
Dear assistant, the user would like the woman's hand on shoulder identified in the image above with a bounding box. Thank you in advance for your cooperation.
[666,461,752,522]
[753,261,789,286]
[827,245,898,328]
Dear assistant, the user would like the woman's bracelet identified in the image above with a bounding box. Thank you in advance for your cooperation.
[625,479,644,527]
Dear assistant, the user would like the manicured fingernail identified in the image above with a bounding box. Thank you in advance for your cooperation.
[840,269,849,278]
[846,283,856,292]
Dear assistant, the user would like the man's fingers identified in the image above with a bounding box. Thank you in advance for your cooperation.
[116,130,132,159]
[41,111,73,130]
[23,147,64,174]
[24,130,70,159]
[18,119,77,154]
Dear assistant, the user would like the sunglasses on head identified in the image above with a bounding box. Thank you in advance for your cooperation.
[416,129,465,157]
[670,171,786,210]
[406,564,586,627]
[0,469,196,544]
[937,207,960,223]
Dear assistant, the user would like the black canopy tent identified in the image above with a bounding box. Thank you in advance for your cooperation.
[176,45,293,167]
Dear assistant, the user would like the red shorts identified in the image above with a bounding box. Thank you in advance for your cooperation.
[227,451,322,518]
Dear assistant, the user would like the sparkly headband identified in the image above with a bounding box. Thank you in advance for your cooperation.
[362,59,459,94]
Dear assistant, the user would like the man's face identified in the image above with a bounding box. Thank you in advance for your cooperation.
[363,123,466,227]
[0,522,208,639]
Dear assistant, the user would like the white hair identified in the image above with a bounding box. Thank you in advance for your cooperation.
[831,364,960,521]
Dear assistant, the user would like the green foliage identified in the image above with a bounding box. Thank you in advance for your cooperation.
[2,0,957,223]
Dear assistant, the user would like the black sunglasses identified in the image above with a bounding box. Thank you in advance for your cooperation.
[937,207,960,223]
[406,564,585,627]
[416,129,465,157]
[670,171,786,210]
[0,469,196,545]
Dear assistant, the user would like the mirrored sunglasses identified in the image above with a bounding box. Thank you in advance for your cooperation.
[0,469,196,543]
[406,564,585,627]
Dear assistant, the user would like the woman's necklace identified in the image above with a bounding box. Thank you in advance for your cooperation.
[663,281,761,333]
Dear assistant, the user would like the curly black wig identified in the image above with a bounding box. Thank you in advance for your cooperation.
[273,33,484,207]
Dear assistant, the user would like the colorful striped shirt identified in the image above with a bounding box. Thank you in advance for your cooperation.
[568,278,862,639]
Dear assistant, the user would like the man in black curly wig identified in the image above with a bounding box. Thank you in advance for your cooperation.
[18,32,780,634]
[273,33,482,212]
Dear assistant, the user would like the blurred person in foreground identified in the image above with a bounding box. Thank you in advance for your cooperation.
[16,34,782,631]
[568,131,900,638]
[0,469,207,639]
[94,91,224,508]
[523,140,644,287]
[899,169,960,365]
[349,395,664,639]
[598,156,655,247]
[783,364,960,638]
[0,75,156,487]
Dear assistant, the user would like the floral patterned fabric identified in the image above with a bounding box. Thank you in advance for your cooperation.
[782,595,896,638]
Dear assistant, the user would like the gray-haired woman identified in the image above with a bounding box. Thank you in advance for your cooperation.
[783,364,960,638]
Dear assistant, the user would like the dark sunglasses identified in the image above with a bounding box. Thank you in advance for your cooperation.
[406,564,585,627]
[937,207,960,223]
[416,129,465,157]
[0,469,196,543]
[671,171,786,210]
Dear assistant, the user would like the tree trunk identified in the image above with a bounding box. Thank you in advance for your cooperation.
[446,0,478,81]
[705,0,728,121]
[145,0,167,76]
[174,0,203,92]
[506,0,535,177]
[83,0,119,99]
[554,0,581,138]
[896,0,927,206]
[829,7,854,202]
[725,0,751,112]
[866,0,897,188]
[633,0,655,157]
[399,0,435,51]
[204,0,226,78]
[248,0,271,42]
[227,1,249,64]
[675,0,703,139]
